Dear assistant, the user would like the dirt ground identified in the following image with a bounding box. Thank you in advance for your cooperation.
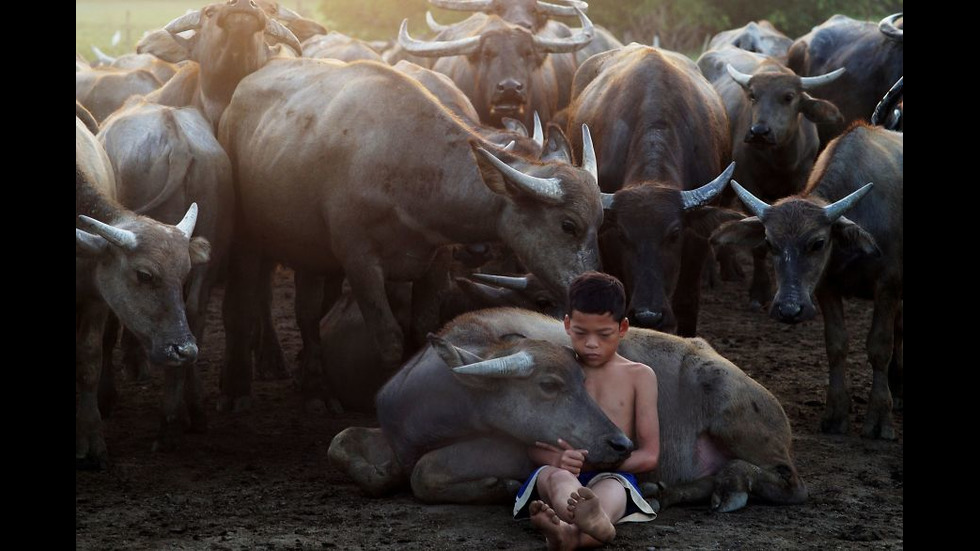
[76,267,903,550]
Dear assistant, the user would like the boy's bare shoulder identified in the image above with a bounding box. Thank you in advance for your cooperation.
[613,355,658,380]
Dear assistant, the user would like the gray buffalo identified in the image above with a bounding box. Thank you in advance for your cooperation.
[329,308,807,512]
[712,123,903,439]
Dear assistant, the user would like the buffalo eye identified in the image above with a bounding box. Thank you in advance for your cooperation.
[561,219,577,236]
[784,92,796,103]
[809,238,826,253]
[538,378,563,395]
[748,91,757,103]
[664,227,681,245]
[137,270,154,284]
[205,6,216,17]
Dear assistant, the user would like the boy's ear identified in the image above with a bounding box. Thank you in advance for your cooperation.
[619,317,629,335]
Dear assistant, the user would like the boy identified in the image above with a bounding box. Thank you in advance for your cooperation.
[513,272,660,549]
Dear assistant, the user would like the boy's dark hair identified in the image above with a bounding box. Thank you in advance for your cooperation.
[567,271,627,322]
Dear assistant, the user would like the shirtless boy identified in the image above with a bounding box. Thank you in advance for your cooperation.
[513,271,660,550]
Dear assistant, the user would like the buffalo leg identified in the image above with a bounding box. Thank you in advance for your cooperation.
[747,243,772,310]
[715,244,745,282]
[295,270,343,412]
[327,427,406,497]
[254,258,289,380]
[889,301,903,411]
[182,267,210,433]
[343,255,404,369]
[862,285,900,440]
[121,328,150,382]
[98,312,120,418]
[673,233,710,337]
[410,438,531,504]
[219,243,262,412]
[816,287,850,434]
[155,364,187,452]
[77,302,109,470]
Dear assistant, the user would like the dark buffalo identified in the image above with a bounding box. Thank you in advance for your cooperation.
[712,123,903,439]
[698,46,844,305]
[218,60,603,410]
[76,117,210,468]
[329,308,807,511]
[787,13,903,146]
[565,44,738,335]
[708,20,793,58]
[397,8,593,128]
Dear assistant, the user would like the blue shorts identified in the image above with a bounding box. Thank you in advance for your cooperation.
[513,466,657,523]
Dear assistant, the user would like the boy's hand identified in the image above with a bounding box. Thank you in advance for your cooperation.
[535,438,589,475]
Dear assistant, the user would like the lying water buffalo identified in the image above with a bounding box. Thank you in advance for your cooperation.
[330,308,806,512]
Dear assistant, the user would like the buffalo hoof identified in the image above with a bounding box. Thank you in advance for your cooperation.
[819,413,850,435]
[861,407,898,440]
[76,431,108,471]
[711,490,748,513]
[328,427,404,497]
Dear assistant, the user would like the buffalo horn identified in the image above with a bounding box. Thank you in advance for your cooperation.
[476,147,564,201]
[275,4,301,21]
[601,193,615,210]
[725,63,753,87]
[398,19,480,57]
[537,1,589,17]
[799,67,846,90]
[532,7,594,53]
[165,10,202,35]
[78,215,138,250]
[470,273,530,290]
[175,203,199,238]
[680,161,735,210]
[428,0,494,12]
[581,124,598,180]
[878,13,903,42]
[425,11,451,33]
[452,350,535,377]
[532,112,544,149]
[730,180,771,219]
[824,183,874,222]
[265,17,303,55]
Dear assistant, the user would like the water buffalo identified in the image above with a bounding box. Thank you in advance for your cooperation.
[329,308,807,512]
[397,8,593,128]
[218,59,603,410]
[302,31,384,62]
[76,117,209,468]
[698,46,844,305]
[708,20,793,58]
[712,123,903,439]
[564,44,738,336]
[787,13,902,146]
[75,66,163,123]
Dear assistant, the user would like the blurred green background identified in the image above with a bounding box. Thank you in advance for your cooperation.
[77,0,902,60]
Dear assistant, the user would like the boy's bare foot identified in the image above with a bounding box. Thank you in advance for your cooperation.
[530,500,578,551]
[567,487,616,543]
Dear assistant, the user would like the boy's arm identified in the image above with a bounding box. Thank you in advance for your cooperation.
[615,365,660,474]
[528,439,589,475]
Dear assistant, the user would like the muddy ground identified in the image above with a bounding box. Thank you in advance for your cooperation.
[76,267,903,550]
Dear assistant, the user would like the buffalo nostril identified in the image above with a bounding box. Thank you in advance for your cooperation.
[171,342,199,363]
[250,0,257,7]
[516,82,524,91]
[633,310,664,327]
[777,302,803,320]
[608,434,634,454]
[750,124,771,135]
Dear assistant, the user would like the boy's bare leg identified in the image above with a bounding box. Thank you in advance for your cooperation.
[567,482,624,543]
[536,467,585,522]
[530,500,579,551]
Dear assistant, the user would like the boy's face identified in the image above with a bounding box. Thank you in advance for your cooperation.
[564,310,629,368]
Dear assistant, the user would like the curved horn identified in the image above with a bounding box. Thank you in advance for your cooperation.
[532,112,544,149]
[398,19,480,57]
[78,215,138,250]
[680,161,735,210]
[725,63,753,87]
[824,183,873,222]
[425,11,451,33]
[476,147,564,201]
[533,7,594,53]
[601,193,615,210]
[878,12,903,42]
[581,124,598,181]
[90,45,116,65]
[800,67,846,90]
[265,17,303,55]
[452,350,535,378]
[470,273,530,290]
[871,76,903,126]
[275,4,302,21]
[175,202,199,238]
[76,228,108,255]
[165,10,202,35]
[428,0,495,12]
[500,140,517,152]
[536,1,588,17]
[730,180,771,219]
[452,344,485,365]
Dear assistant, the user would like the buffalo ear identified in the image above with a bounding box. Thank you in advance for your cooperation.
[189,236,211,265]
[471,141,515,198]
[501,117,529,137]
[685,207,747,239]
[786,40,809,75]
[710,217,766,248]
[801,95,843,125]
[136,29,192,63]
[832,216,880,257]
[76,228,108,258]
[540,123,573,165]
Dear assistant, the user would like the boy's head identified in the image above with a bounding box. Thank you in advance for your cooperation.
[564,272,628,367]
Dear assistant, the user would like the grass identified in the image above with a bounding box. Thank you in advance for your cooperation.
[76,0,322,60]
